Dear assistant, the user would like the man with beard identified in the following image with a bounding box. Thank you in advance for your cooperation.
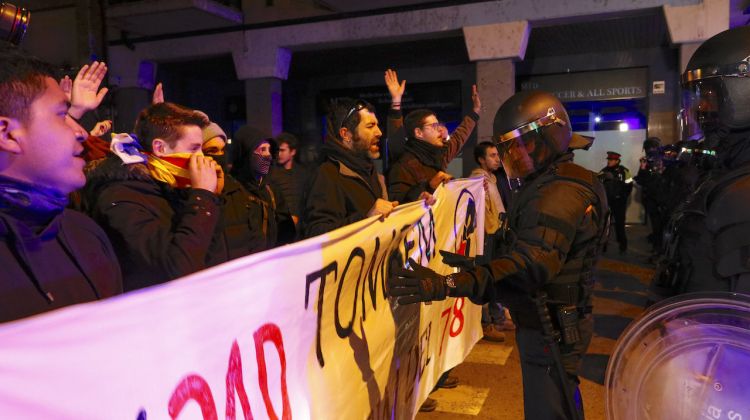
[0,42,122,323]
[303,98,397,238]
[230,129,295,247]
[472,141,515,342]
[390,90,609,419]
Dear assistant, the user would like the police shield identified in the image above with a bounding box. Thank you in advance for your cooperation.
[605,292,750,419]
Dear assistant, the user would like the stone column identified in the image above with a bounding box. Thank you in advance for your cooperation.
[244,78,284,137]
[463,21,528,172]
[476,60,515,144]
[663,0,730,141]
[234,46,292,136]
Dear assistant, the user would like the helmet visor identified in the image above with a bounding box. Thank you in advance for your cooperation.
[680,79,722,141]
[498,136,535,179]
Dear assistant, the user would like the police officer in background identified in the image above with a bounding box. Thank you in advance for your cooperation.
[389,90,608,419]
[669,26,750,294]
[633,137,665,251]
[599,151,632,254]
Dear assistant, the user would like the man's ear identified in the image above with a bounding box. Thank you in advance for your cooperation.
[0,117,24,154]
[339,127,352,146]
[413,127,424,140]
[290,148,297,158]
[151,138,167,156]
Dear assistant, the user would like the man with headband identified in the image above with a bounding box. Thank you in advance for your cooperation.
[304,98,397,238]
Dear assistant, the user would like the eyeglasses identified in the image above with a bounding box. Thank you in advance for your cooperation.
[340,100,368,130]
[421,121,443,131]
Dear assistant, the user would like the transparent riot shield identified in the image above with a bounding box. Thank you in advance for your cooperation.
[606,292,750,419]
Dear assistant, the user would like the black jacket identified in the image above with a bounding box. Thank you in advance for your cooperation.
[0,206,122,323]
[598,165,632,202]
[458,156,608,327]
[83,156,223,291]
[234,174,295,250]
[303,156,388,239]
[267,164,310,219]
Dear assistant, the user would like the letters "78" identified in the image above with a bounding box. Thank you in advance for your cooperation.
[439,298,465,356]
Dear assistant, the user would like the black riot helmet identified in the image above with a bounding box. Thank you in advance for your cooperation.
[680,26,750,143]
[492,90,572,180]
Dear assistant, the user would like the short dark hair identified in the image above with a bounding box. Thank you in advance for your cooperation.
[275,132,299,150]
[474,141,498,165]
[404,109,436,140]
[325,98,375,142]
[0,41,56,123]
[133,102,209,152]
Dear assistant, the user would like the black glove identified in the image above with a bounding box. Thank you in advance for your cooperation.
[388,258,449,305]
[439,250,475,271]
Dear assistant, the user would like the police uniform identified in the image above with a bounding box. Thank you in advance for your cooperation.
[599,152,632,253]
[655,26,750,297]
[390,90,609,419]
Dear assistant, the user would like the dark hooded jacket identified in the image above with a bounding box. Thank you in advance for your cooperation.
[0,176,122,323]
[230,126,295,248]
[303,139,388,238]
[82,156,223,291]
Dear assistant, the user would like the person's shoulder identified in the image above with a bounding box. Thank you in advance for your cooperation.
[707,173,750,226]
[60,209,109,238]
[469,167,486,177]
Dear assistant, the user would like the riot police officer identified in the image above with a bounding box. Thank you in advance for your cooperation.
[599,151,632,253]
[389,90,608,419]
[657,26,750,295]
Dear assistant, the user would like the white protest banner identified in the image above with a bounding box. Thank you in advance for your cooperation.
[0,178,484,419]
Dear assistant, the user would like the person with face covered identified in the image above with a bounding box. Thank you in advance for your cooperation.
[83,102,223,291]
[230,126,295,247]
[390,90,609,419]
[303,98,397,238]
[202,122,287,258]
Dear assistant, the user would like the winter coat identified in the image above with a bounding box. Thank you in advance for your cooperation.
[83,156,223,291]
[387,111,478,202]
[234,174,295,252]
[0,208,122,323]
[303,157,388,239]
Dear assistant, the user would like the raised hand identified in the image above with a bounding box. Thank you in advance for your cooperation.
[384,69,406,104]
[68,61,109,119]
[152,82,164,104]
[90,120,113,137]
[59,76,72,102]
[471,84,481,114]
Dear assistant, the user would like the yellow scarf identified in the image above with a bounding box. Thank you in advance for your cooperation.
[146,152,194,188]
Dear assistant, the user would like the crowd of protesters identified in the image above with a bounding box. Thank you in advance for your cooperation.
[2,25,740,417]
[0,40,499,411]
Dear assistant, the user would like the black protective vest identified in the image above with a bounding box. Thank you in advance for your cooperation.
[502,161,609,309]
[652,165,750,298]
